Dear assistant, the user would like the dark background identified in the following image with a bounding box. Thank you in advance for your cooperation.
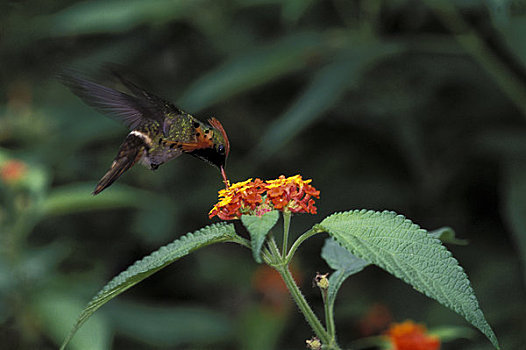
[1,0,525,349]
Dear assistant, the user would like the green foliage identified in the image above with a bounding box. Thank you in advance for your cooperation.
[107,301,234,347]
[429,226,469,245]
[430,325,478,342]
[237,306,287,350]
[320,210,499,349]
[252,41,400,161]
[320,238,370,309]
[33,292,111,350]
[60,223,238,350]
[42,183,173,216]
[48,0,191,36]
[180,32,327,111]
[241,210,280,263]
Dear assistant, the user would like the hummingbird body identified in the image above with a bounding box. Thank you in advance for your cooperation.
[60,70,230,194]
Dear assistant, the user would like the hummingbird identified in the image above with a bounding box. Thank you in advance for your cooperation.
[59,70,230,195]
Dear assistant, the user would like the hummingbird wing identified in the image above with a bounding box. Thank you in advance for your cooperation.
[59,72,165,130]
[109,70,185,136]
[93,132,148,195]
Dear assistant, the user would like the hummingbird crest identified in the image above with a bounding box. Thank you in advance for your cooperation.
[59,69,230,194]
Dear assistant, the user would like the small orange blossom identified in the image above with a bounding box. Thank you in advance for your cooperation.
[385,320,440,350]
[0,159,28,184]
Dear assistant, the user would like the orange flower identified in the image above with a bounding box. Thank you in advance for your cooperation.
[208,178,267,220]
[0,159,27,184]
[266,175,319,214]
[385,320,440,350]
[209,175,320,220]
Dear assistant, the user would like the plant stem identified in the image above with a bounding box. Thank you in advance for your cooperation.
[323,291,336,342]
[282,210,291,257]
[285,224,325,263]
[277,264,331,345]
[265,234,339,348]
[229,235,251,249]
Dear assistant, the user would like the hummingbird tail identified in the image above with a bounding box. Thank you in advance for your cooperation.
[93,132,149,195]
[93,157,137,195]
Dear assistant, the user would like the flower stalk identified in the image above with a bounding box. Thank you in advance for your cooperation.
[315,272,336,342]
[264,226,341,349]
[282,210,291,257]
[285,225,325,263]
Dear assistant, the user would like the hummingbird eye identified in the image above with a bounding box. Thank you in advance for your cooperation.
[217,144,225,154]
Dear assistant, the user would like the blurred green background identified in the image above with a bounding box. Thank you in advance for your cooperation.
[1,0,526,349]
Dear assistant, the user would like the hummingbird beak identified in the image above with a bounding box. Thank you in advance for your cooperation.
[220,166,229,189]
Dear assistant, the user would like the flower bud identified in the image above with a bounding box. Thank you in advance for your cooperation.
[306,336,321,350]
[313,272,329,290]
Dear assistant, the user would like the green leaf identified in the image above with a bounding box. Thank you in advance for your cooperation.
[280,0,315,23]
[241,211,280,263]
[107,301,234,346]
[251,42,400,162]
[238,305,287,350]
[42,183,162,216]
[179,32,326,111]
[430,325,478,342]
[321,238,370,308]
[34,292,111,350]
[47,0,191,36]
[61,222,238,350]
[429,226,468,245]
[42,183,178,243]
[319,210,499,349]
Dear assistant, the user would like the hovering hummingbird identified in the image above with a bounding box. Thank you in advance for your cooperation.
[60,70,230,195]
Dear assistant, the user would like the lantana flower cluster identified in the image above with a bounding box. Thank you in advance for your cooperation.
[209,175,320,220]
[385,320,440,350]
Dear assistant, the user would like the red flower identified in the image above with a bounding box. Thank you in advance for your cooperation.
[0,159,27,184]
[385,320,440,350]
[209,175,320,220]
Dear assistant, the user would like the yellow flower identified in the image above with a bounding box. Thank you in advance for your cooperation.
[209,175,320,220]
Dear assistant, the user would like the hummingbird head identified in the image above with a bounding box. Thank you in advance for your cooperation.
[187,117,230,170]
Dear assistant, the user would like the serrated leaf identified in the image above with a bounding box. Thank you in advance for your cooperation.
[320,209,499,349]
[429,226,468,245]
[61,222,237,350]
[321,238,370,308]
[241,211,280,263]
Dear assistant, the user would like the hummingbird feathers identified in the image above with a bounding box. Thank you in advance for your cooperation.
[93,131,151,195]
[60,70,230,195]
